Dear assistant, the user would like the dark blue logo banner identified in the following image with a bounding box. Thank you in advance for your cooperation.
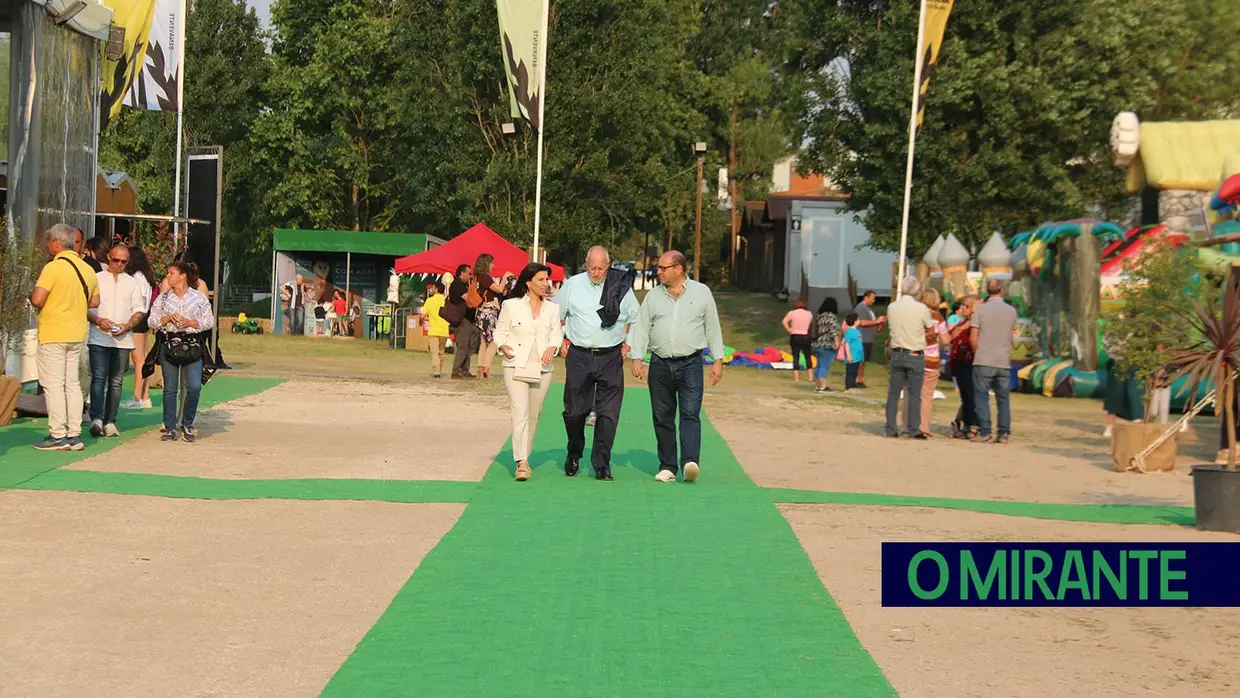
[881,542,1240,607]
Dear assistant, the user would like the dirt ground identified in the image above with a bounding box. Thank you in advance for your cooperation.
[710,393,1200,507]
[67,379,511,482]
[782,504,1240,697]
[0,490,463,697]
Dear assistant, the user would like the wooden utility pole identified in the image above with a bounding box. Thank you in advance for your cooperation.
[728,104,740,284]
[694,154,704,280]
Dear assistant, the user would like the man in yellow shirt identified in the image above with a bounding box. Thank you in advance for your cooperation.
[30,224,100,451]
[421,281,451,378]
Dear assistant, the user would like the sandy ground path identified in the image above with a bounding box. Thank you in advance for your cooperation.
[782,504,1240,697]
[0,491,464,698]
[65,379,511,482]
[2,378,518,696]
[711,394,1198,507]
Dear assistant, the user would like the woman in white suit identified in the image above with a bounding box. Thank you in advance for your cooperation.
[494,263,563,481]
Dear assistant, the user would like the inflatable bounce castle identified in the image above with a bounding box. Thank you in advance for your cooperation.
[1002,113,1240,403]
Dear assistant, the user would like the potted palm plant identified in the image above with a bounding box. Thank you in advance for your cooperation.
[1169,280,1240,533]
[1102,241,1205,471]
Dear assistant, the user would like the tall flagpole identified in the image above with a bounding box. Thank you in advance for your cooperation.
[172,0,188,251]
[895,0,929,300]
[530,0,550,262]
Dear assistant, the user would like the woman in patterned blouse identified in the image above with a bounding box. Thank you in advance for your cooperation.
[811,298,843,393]
[150,261,215,443]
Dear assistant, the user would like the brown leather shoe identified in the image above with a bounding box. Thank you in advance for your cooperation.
[515,461,531,481]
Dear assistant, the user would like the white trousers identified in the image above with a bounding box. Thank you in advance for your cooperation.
[503,367,552,463]
[37,342,84,438]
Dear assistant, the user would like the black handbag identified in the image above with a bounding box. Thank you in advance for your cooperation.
[163,332,205,366]
[439,301,466,327]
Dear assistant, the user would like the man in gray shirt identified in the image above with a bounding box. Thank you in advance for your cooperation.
[970,279,1019,443]
[630,251,724,484]
[851,290,885,388]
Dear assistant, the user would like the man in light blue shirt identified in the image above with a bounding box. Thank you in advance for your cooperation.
[558,246,640,480]
[629,251,724,483]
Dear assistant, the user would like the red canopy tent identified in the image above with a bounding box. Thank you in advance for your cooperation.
[394,222,565,281]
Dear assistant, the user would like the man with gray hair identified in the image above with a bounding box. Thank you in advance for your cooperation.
[883,276,936,438]
[557,245,639,480]
[29,223,100,451]
[970,278,1018,443]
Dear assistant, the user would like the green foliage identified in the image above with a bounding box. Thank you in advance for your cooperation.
[0,219,46,372]
[1102,242,1211,398]
[99,0,271,283]
[786,0,1231,257]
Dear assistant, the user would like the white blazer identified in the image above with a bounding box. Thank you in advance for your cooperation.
[494,295,564,372]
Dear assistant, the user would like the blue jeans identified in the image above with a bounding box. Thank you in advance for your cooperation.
[812,347,836,379]
[159,348,204,431]
[885,350,925,436]
[648,353,704,473]
[973,365,1011,437]
[88,344,126,426]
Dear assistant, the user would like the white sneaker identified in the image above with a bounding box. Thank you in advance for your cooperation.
[654,469,676,483]
[683,462,700,483]
[141,398,153,409]
[1103,425,1113,438]
[120,398,143,409]
[104,423,120,437]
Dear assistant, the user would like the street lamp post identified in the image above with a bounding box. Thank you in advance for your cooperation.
[693,141,707,281]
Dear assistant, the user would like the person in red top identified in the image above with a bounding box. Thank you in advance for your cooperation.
[332,290,348,336]
[948,296,980,438]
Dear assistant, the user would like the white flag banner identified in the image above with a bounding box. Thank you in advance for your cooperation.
[496,0,547,132]
[122,0,183,112]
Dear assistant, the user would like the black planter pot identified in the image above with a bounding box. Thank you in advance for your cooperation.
[1192,465,1240,533]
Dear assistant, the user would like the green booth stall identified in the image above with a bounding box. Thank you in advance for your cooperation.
[270,229,444,338]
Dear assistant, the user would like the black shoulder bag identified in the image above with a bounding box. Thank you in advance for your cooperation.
[59,257,91,303]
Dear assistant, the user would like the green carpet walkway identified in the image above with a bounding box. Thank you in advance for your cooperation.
[0,375,282,490]
[2,376,1200,696]
[323,384,895,696]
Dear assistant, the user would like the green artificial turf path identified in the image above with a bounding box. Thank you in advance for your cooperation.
[323,383,897,696]
[2,374,1203,696]
[0,375,282,490]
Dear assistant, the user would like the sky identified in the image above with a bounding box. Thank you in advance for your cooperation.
[246,0,272,29]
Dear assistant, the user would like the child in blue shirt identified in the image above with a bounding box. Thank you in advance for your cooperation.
[843,312,864,390]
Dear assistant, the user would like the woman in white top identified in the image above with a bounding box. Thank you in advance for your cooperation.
[149,261,215,443]
[494,263,563,481]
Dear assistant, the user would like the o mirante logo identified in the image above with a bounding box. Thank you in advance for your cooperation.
[881,543,1240,607]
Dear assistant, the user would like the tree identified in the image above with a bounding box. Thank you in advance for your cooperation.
[383,0,709,264]
[787,0,1217,257]
[251,0,398,236]
[687,1,795,278]
[99,0,271,282]
[1103,242,1212,417]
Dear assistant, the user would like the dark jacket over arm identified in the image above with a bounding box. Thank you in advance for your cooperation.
[597,268,636,329]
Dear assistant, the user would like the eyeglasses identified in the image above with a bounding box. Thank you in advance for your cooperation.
[657,264,680,271]
[108,257,129,264]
